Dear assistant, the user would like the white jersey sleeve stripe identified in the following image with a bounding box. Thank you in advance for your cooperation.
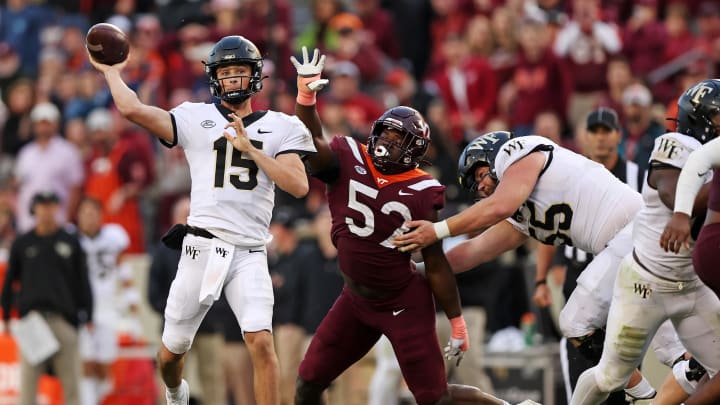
[675,136,720,215]
[344,136,364,164]
[409,179,442,191]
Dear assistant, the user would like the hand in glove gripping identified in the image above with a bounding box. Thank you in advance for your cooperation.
[290,46,329,95]
[444,315,469,366]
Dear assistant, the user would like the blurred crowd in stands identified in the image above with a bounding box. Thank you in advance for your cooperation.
[0,0,718,403]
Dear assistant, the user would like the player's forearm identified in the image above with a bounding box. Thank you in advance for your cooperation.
[249,149,309,198]
[296,104,322,140]
[425,264,462,319]
[295,102,335,174]
[535,244,557,282]
[103,69,142,117]
[445,240,485,273]
[446,198,510,238]
[103,70,174,142]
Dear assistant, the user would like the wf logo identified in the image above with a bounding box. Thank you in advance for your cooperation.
[633,283,652,299]
[185,245,200,259]
[502,139,526,156]
[216,247,229,258]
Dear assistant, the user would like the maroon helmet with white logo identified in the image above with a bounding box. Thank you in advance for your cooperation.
[367,106,431,174]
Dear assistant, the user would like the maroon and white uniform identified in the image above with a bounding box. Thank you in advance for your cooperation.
[299,136,448,404]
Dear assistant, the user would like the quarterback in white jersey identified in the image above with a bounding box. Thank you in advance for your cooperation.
[170,103,314,246]
[571,80,720,405]
[89,35,314,405]
[76,197,133,405]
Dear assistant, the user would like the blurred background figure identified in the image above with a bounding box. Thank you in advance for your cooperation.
[553,0,621,129]
[83,107,154,254]
[13,102,84,233]
[76,196,139,405]
[619,82,665,176]
[1,191,92,405]
[268,207,307,405]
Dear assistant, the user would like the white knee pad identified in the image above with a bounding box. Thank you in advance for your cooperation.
[558,307,579,339]
[162,330,193,354]
[560,284,607,338]
[571,367,611,405]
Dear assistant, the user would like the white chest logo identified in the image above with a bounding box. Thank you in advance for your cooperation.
[55,242,72,258]
[354,165,367,175]
[201,120,216,128]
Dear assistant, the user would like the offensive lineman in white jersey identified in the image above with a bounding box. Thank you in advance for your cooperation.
[89,35,316,405]
[76,197,135,405]
[571,80,720,405]
[394,131,679,396]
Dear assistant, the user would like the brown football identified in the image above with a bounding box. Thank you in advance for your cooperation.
[86,23,129,65]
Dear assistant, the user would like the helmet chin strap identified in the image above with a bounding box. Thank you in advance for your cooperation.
[223,94,250,104]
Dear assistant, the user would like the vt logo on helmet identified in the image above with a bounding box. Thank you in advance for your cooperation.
[458,131,513,191]
[677,79,720,144]
[367,106,431,175]
[204,36,264,104]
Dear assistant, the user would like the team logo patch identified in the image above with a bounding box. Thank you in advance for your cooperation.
[185,245,200,259]
[201,120,216,128]
[354,165,367,175]
[633,283,652,299]
[55,242,72,258]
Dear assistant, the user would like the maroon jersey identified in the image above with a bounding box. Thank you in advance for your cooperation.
[708,168,720,212]
[322,136,445,291]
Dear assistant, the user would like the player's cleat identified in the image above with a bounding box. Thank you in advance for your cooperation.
[624,388,656,403]
[165,379,189,405]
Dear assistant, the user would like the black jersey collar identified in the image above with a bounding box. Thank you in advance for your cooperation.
[214,102,267,127]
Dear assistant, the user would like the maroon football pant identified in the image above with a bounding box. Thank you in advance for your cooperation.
[298,272,447,404]
[694,222,720,298]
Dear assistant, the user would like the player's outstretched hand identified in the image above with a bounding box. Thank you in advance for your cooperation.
[444,316,469,366]
[224,112,254,153]
[393,220,437,252]
[660,212,691,253]
[291,46,329,93]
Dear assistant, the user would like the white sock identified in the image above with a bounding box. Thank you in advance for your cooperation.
[98,378,112,401]
[167,382,182,395]
[571,367,611,405]
[625,376,655,398]
[81,377,98,405]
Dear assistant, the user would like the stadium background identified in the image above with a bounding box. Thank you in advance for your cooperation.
[0,0,718,403]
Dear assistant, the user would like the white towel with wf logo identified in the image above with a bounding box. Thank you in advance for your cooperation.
[199,238,235,305]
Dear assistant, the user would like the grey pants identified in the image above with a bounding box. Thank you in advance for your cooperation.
[20,312,80,405]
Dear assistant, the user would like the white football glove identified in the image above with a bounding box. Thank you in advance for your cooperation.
[290,46,329,92]
[444,337,466,366]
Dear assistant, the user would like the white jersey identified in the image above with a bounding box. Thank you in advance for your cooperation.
[169,103,316,246]
[501,136,642,254]
[633,132,710,280]
[79,224,129,321]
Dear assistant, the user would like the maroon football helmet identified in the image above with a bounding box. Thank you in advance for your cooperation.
[367,106,431,174]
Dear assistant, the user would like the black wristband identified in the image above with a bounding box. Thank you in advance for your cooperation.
[535,279,547,287]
